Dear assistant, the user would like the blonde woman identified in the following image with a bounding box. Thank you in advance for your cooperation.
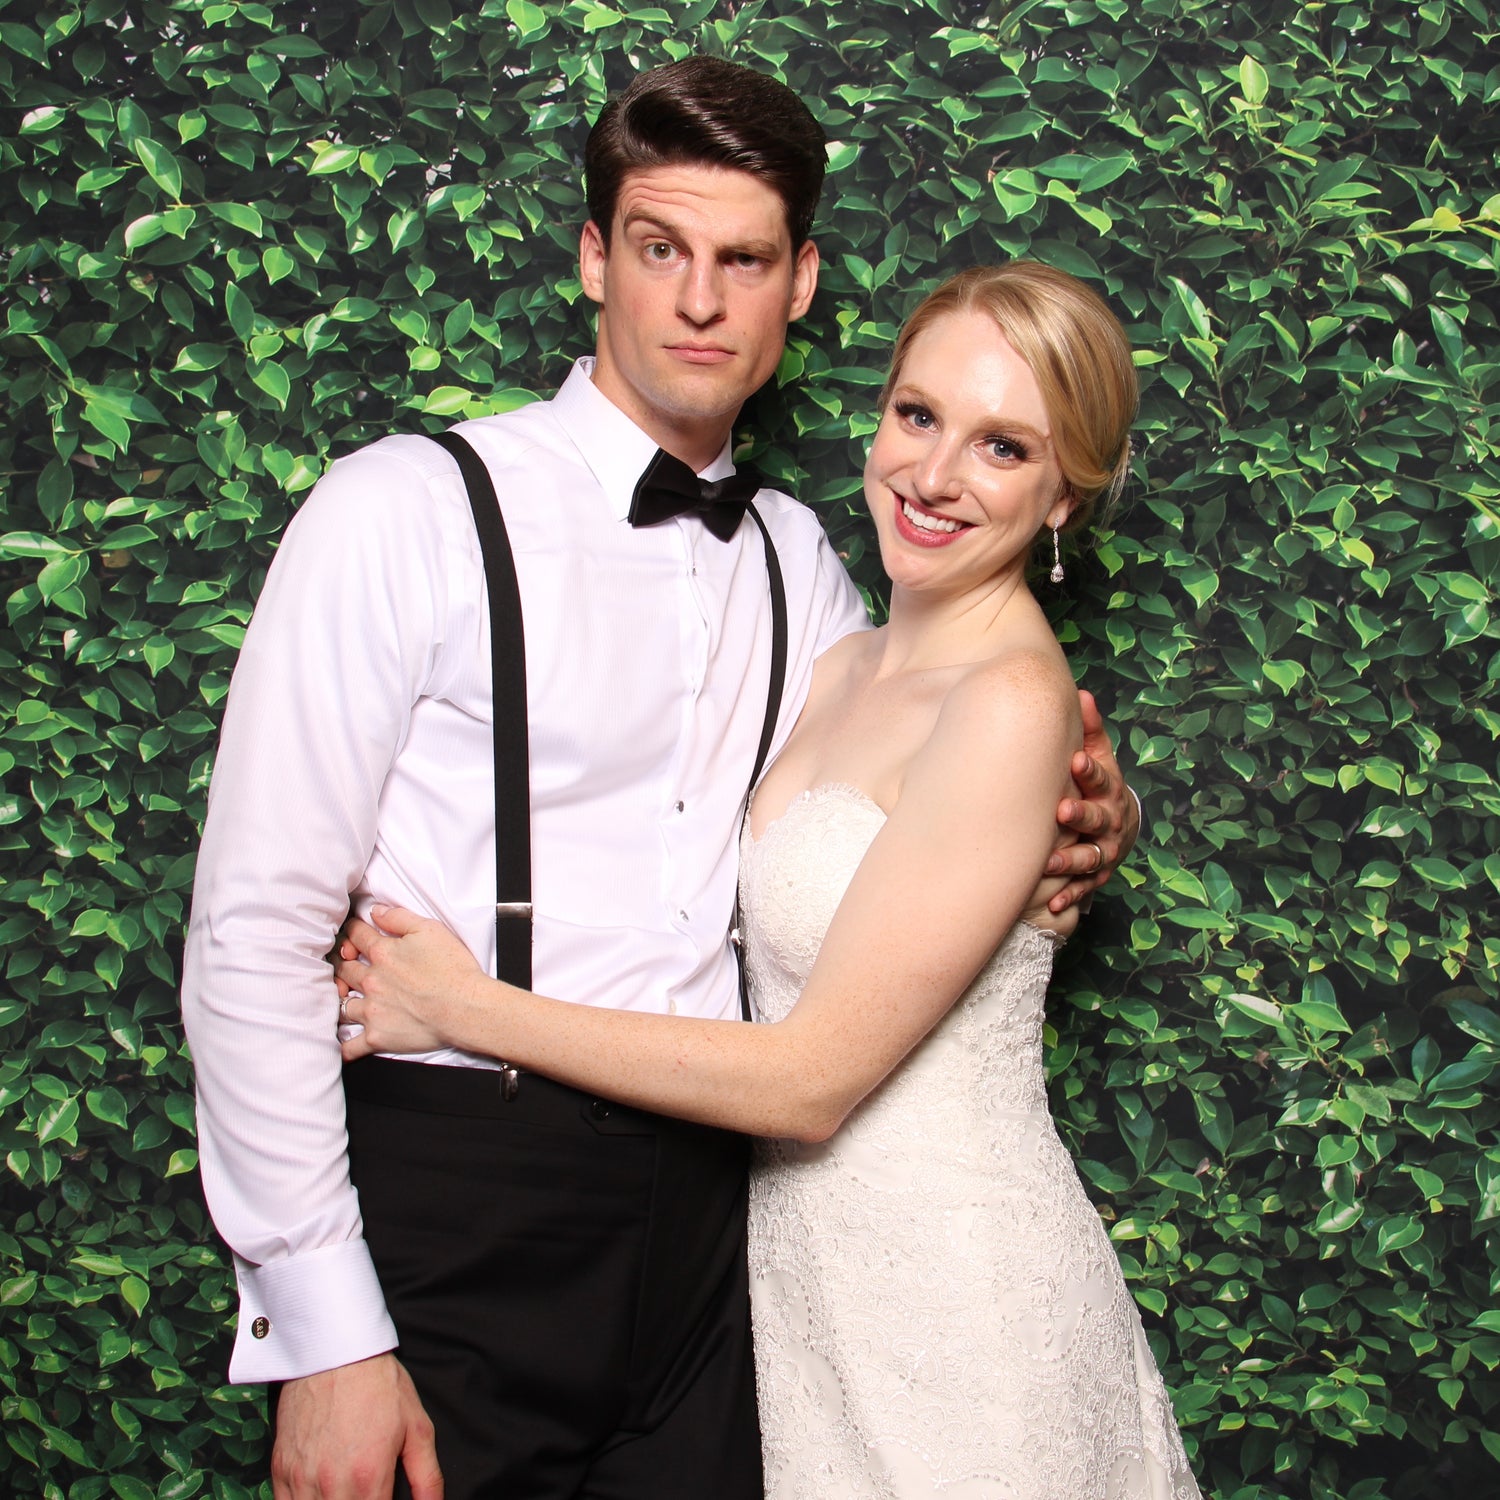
[337,264,1200,1498]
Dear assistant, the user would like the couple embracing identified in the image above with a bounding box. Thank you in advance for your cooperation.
[183,56,1200,1500]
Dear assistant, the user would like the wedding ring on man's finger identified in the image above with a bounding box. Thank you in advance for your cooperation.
[1085,842,1104,873]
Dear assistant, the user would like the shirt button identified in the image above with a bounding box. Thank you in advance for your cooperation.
[674,800,685,813]
[251,1317,270,1340]
[678,910,688,923]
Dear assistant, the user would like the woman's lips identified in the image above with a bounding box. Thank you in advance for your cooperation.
[893,494,970,547]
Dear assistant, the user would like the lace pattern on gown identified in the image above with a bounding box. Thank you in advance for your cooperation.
[740,783,1201,1500]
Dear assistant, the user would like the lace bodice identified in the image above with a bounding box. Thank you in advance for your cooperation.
[738,783,1201,1500]
[742,781,1059,1127]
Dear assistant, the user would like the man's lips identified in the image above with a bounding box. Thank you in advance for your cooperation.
[666,344,735,364]
[892,494,971,547]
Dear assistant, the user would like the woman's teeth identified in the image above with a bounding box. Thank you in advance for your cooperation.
[903,501,962,534]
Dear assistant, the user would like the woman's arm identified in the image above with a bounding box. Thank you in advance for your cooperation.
[338,653,1079,1142]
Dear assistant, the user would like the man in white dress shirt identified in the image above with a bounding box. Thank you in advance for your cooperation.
[182,56,1136,1500]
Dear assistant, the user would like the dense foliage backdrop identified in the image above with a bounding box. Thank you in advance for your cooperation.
[1,0,1496,1496]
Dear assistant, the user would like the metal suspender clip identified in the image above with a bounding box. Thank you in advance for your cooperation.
[498,1064,520,1103]
[495,902,534,920]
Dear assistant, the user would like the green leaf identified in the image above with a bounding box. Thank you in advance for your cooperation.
[388,207,424,252]
[1429,1056,1494,1092]
[1449,1001,1500,1046]
[506,0,548,34]
[420,385,474,416]
[309,144,361,175]
[250,360,291,408]
[262,245,297,283]
[210,200,266,236]
[36,1095,80,1146]
[226,281,255,340]
[1,1273,38,1306]
[1290,1001,1351,1035]
[20,105,67,135]
[86,1086,130,1130]
[1169,277,1213,341]
[1238,54,1269,105]
[1224,992,1283,1028]
[136,137,184,199]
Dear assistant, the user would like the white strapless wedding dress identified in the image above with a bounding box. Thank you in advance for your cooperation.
[740,783,1201,1500]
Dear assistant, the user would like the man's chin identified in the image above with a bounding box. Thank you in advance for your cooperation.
[649,379,759,431]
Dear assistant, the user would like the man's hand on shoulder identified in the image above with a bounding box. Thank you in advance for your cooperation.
[273,1352,442,1500]
[1045,690,1140,914]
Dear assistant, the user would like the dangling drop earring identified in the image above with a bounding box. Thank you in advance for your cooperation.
[1049,526,1065,583]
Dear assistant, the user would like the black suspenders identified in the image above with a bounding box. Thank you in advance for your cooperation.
[734,505,786,1020]
[431,431,788,1022]
[430,431,534,992]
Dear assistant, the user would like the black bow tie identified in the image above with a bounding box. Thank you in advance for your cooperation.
[627,449,762,542]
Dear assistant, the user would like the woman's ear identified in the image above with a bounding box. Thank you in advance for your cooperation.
[1046,490,1077,532]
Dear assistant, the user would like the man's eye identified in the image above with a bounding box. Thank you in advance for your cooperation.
[646,242,675,260]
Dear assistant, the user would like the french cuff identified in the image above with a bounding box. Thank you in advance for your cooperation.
[227,1239,398,1384]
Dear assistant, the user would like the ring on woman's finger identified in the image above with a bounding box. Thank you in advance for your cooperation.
[338,995,350,1022]
[1085,842,1104,873]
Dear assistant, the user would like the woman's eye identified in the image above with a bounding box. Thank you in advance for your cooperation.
[988,437,1026,461]
[895,402,935,429]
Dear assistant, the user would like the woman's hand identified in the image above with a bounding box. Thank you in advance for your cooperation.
[335,905,488,1061]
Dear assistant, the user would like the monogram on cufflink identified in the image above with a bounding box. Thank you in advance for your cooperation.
[251,1316,270,1339]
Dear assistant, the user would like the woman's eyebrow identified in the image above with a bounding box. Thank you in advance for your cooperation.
[889,382,1051,444]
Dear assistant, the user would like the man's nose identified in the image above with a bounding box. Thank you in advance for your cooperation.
[677,258,727,324]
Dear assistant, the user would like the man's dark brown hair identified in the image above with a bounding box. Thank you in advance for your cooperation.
[585,56,827,248]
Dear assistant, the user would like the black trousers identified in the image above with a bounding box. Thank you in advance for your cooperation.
[340,1057,763,1500]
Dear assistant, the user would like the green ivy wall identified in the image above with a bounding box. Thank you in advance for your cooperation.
[1,1,1496,1496]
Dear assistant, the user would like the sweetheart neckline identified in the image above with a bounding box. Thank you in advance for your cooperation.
[743,781,1067,952]
[744,780,887,848]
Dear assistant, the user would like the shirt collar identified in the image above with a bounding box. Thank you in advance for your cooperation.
[552,357,741,523]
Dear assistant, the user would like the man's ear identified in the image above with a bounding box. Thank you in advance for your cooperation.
[579,220,607,305]
[789,239,819,322]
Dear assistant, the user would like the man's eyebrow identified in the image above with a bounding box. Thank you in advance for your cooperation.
[722,238,782,259]
[619,209,684,240]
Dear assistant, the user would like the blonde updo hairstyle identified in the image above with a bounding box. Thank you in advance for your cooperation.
[878,262,1138,533]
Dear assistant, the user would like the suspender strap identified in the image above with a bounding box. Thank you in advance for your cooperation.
[429,431,533,990]
[431,432,785,1022]
[743,505,788,794]
[735,504,788,1020]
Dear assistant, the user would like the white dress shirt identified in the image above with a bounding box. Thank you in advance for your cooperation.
[181,359,870,1382]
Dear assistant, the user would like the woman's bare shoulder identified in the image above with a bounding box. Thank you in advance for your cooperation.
[944,635,1080,739]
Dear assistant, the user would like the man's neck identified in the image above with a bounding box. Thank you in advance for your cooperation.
[586,365,737,474]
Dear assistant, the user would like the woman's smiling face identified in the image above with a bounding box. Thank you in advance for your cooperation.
[864,308,1073,599]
